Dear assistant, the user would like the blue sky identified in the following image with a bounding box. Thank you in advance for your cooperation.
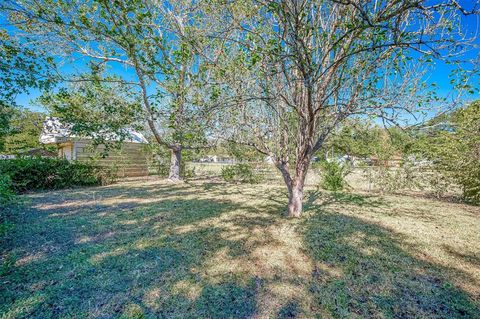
[9,5,480,116]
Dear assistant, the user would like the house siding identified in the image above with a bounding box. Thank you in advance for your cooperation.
[72,139,150,177]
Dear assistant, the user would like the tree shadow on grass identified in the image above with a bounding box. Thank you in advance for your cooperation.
[277,300,302,319]
[2,183,479,318]
[1,191,266,318]
[195,281,258,318]
[303,190,387,212]
[302,208,479,318]
[442,244,480,268]
[2,180,286,318]
[26,180,198,205]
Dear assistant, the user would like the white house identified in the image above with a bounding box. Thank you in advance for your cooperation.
[40,117,150,177]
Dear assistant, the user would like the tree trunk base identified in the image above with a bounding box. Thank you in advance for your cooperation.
[287,185,303,217]
[167,176,182,183]
[168,147,182,182]
[287,211,302,218]
[287,204,302,218]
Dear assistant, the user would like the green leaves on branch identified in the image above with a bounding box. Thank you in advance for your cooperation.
[0,28,56,106]
[414,101,480,204]
[38,79,143,151]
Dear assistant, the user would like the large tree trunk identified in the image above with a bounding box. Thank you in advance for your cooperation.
[287,180,304,217]
[168,147,182,181]
[277,161,308,217]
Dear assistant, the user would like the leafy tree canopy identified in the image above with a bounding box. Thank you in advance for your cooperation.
[414,101,480,203]
[1,108,49,154]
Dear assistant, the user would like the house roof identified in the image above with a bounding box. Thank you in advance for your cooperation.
[40,117,149,144]
[19,148,57,157]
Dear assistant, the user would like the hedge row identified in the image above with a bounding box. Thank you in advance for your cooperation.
[0,157,116,193]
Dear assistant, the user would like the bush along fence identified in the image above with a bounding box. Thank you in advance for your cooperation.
[221,163,262,184]
[0,157,116,194]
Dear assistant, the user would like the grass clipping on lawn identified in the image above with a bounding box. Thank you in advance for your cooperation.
[1,178,479,318]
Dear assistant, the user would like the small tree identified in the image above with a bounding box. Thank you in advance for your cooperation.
[417,101,480,204]
[319,160,349,192]
[215,0,478,216]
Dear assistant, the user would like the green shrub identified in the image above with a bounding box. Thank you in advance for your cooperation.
[368,162,424,194]
[319,161,349,191]
[0,157,115,192]
[455,163,480,205]
[221,163,260,183]
[426,170,452,199]
[155,162,170,177]
[0,175,16,206]
[183,165,196,179]
[416,101,480,204]
[0,175,18,240]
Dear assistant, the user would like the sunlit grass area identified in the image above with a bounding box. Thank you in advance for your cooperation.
[1,178,479,318]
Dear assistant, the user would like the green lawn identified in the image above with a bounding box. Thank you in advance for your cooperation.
[1,178,479,318]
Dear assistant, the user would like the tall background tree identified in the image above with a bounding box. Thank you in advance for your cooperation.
[1,109,47,154]
[326,119,413,161]
[214,0,479,216]
[1,0,220,180]
[0,26,54,151]
[38,77,143,153]
[413,100,480,204]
